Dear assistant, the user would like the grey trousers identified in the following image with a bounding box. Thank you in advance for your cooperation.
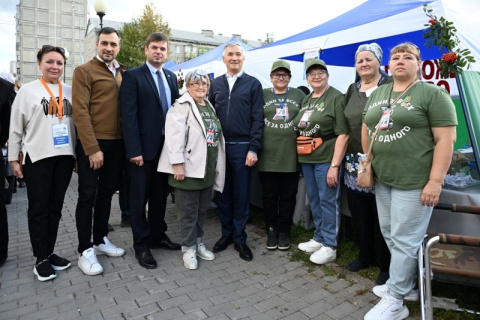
[175,186,214,248]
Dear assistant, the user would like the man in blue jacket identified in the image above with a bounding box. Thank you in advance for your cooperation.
[208,42,264,261]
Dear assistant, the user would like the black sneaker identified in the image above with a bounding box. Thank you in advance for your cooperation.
[266,227,278,250]
[120,219,131,227]
[347,258,371,272]
[278,233,291,250]
[108,224,114,232]
[33,259,56,281]
[376,271,389,285]
[48,253,71,271]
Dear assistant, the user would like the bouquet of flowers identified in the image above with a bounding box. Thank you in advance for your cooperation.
[177,69,184,90]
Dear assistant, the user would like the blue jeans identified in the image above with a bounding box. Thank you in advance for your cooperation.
[301,163,342,248]
[375,182,433,299]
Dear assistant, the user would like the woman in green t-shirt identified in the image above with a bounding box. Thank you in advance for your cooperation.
[258,60,305,251]
[362,43,457,320]
[157,69,226,271]
[293,59,349,266]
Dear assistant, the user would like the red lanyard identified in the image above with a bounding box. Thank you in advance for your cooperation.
[40,77,63,119]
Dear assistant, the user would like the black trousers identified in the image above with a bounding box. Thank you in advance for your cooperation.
[258,171,300,234]
[75,140,124,253]
[24,155,75,259]
[128,155,169,253]
[346,188,390,271]
[0,158,7,260]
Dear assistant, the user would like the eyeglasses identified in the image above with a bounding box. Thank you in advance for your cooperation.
[272,73,290,79]
[190,82,209,88]
[307,71,327,78]
[42,45,66,54]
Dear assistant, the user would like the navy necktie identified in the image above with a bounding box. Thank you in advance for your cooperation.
[156,70,169,118]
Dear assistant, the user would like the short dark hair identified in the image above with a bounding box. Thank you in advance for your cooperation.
[37,45,66,63]
[297,85,310,95]
[97,27,121,42]
[146,32,169,48]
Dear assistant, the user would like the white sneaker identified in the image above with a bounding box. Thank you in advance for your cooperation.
[93,236,125,257]
[309,246,336,265]
[78,248,103,275]
[196,243,215,261]
[298,239,323,253]
[183,249,198,270]
[373,284,419,302]
[364,294,409,320]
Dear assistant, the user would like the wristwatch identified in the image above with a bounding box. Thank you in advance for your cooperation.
[331,163,339,168]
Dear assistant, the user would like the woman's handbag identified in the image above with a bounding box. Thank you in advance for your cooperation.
[357,151,375,188]
[296,136,323,155]
[357,80,419,188]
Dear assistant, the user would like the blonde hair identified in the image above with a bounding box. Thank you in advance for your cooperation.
[390,42,421,61]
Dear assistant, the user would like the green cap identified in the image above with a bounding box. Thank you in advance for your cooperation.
[271,60,291,73]
[305,58,328,73]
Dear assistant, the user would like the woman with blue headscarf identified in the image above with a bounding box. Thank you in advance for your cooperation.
[343,43,391,285]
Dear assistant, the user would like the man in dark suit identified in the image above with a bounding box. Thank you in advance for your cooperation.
[0,77,14,266]
[120,32,181,269]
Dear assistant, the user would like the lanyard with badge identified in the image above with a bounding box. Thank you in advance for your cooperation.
[272,88,289,121]
[379,80,419,130]
[40,77,69,148]
[202,104,217,145]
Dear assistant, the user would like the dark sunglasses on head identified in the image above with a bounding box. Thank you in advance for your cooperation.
[42,45,66,54]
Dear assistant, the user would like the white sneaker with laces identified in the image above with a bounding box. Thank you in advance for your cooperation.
[78,248,103,275]
[364,293,409,320]
[183,249,198,270]
[310,246,336,264]
[196,243,215,261]
[94,236,125,257]
[373,284,419,301]
[298,239,323,253]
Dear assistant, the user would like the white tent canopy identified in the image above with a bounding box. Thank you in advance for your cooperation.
[242,0,480,93]
[166,37,253,80]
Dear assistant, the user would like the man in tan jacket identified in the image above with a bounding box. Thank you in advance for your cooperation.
[72,27,127,276]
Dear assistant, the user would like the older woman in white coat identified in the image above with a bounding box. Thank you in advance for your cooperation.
[158,69,225,270]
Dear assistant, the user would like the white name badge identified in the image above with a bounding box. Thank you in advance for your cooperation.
[52,123,70,148]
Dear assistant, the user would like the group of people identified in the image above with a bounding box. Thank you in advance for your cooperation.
[0,25,457,320]
[283,42,456,320]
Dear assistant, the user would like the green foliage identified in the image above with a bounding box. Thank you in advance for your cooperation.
[184,46,211,62]
[116,2,170,69]
[423,4,476,79]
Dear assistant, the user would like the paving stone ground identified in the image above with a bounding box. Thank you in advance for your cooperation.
[0,175,419,319]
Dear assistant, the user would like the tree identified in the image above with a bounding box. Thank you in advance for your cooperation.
[116,3,170,68]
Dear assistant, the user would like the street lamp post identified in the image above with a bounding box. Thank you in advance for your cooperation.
[63,48,70,83]
[94,0,108,29]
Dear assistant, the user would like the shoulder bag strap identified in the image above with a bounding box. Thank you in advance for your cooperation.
[366,80,420,161]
